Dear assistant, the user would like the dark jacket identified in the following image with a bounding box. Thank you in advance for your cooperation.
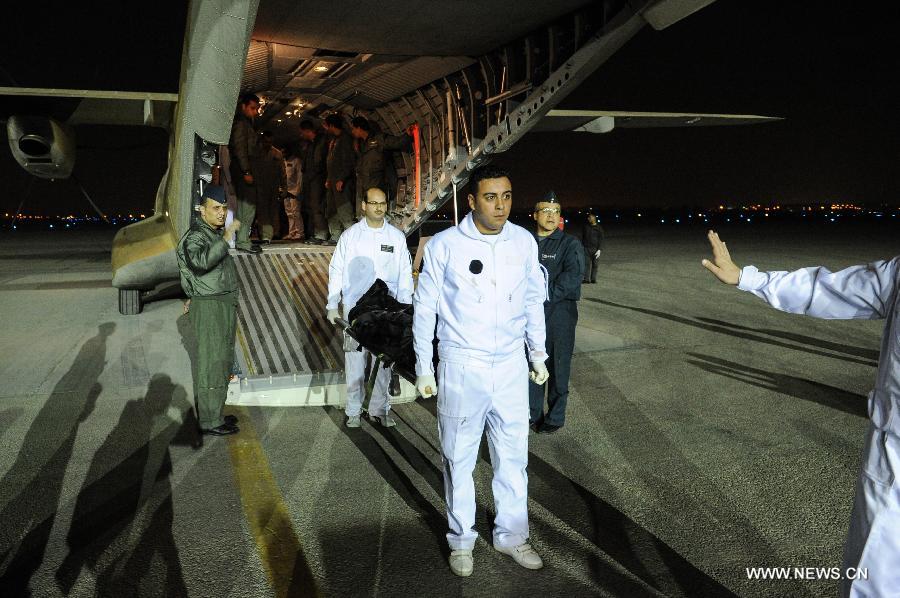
[302,132,327,185]
[326,132,356,185]
[581,222,605,252]
[535,228,584,306]
[176,218,238,298]
[229,113,257,176]
[254,146,287,200]
[356,132,412,193]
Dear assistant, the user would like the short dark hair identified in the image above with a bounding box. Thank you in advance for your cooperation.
[239,92,260,106]
[350,116,370,131]
[324,114,344,129]
[299,120,315,131]
[468,164,510,196]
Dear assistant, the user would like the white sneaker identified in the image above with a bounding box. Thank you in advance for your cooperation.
[373,413,397,427]
[346,415,361,428]
[495,543,543,570]
[449,549,473,577]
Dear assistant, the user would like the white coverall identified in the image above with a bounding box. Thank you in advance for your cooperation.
[738,258,900,597]
[284,155,303,239]
[327,219,413,417]
[413,213,547,550]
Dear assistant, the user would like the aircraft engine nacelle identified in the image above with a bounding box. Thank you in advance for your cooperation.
[6,115,76,180]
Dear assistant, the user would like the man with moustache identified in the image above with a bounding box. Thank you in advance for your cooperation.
[413,165,549,577]
[327,187,413,428]
[176,186,241,436]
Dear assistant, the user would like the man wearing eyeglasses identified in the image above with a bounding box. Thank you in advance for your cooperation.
[529,191,584,434]
[326,187,413,427]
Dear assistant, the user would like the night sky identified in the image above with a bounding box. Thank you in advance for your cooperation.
[2,0,899,215]
[500,0,900,209]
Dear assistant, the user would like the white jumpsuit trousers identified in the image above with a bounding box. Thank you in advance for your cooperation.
[437,350,530,550]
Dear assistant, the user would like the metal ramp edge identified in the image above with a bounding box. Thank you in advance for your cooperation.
[227,243,417,407]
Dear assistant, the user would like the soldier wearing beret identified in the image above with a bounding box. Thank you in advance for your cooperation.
[176,186,242,436]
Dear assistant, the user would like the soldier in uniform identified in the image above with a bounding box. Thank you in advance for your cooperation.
[299,120,328,243]
[229,92,262,254]
[350,116,413,214]
[581,213,605,283]
[529,191,584,433]
[323,113,357,243]
[177,186,241,436]
[282,143,304,241]
[253,130,287,242]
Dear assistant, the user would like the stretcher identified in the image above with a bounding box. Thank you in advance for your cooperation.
[334,316,417,413]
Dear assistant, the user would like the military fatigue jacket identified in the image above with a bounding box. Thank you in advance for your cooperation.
[356,132,412,192]
[176,218,238,298]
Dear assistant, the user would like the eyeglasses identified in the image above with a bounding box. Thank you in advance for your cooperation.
[536,207,560,215]
[365,201,387,208]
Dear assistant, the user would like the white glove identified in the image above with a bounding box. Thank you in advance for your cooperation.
[594,250,602,259]
[326,309,340,324]
[529,362,549,385]
[416,375,438,398]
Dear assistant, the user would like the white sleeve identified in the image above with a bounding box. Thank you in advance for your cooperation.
[396,235,414,304]
[413,241,445,376]
[326,236,347,311]
[737,257,900,320]
[524,237,548,362]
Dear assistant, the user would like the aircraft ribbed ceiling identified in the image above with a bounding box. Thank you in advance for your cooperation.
[253,0,593,56]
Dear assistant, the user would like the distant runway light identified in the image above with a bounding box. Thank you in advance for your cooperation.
[675,219,680,223]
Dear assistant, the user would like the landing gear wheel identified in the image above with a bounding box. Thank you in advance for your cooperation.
[119,288,143,315]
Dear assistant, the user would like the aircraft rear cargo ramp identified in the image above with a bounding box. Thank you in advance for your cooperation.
[228,244,417,407]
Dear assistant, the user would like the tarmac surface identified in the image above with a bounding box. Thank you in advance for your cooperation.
[0,222,898,597]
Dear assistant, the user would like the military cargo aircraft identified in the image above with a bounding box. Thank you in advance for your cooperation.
[1,0,776,405]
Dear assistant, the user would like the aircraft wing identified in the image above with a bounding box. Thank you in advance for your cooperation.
[0,88,178,128]
[532,109,781,133]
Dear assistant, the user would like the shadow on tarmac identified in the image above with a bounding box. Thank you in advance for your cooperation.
[0,323,112,596]
[694,317,879,362]
[333,396,744,596]
[0,407,24,439]
[575,359,817,597]
[328,407,449,555]
[685,353,867,418]
[589,299,878,367]
[55,374,197,597]
[528,451,736,597]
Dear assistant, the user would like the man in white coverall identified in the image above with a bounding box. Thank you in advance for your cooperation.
[327,188,413,428]
[702,229,900,597]
[413,165,550,577]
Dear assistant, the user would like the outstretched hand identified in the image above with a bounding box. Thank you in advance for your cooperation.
[701,230,741,285]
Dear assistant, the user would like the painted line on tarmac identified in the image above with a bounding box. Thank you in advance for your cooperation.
[226,406,319,597]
